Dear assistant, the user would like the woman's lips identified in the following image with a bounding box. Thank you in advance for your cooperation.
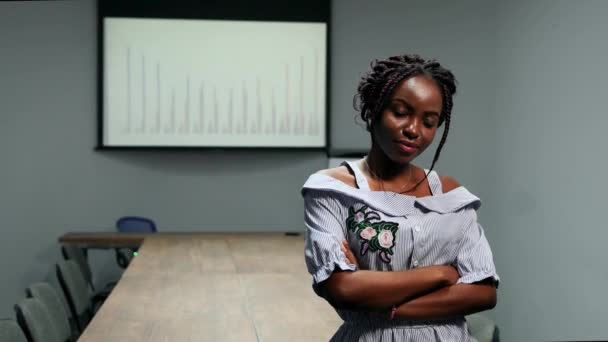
[396,141,418,154]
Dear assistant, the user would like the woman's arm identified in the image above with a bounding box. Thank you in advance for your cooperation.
[393,279,497,320]
[386,176,498,320]
[321,266,458,311]
[320,241,460,310]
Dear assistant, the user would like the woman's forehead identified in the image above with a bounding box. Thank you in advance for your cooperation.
[392,75,442,108]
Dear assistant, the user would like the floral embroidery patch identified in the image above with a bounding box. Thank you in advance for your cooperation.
[346,205,398,263]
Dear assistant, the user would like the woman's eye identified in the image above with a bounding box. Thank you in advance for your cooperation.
[424,119,437,127]
[392,108,408,116]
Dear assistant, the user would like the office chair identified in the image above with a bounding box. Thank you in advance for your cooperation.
[114,216,157,268]
[0,319,27,342]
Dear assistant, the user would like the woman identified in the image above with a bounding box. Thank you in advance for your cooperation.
[302,54,499,341]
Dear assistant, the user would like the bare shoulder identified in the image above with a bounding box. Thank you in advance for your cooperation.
[317,166,357,188]
[439,175,461,193]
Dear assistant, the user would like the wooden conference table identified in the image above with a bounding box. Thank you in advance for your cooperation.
[59,232,341,341]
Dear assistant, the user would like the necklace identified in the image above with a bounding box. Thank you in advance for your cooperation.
[364,158,414,194]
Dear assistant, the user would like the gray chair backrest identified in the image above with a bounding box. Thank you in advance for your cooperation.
[56,259,92,332]
[26,282,72,341]
[14,298,62,342]
[61,245,93,289]
[467,313,499,342]
[0,319,27,342]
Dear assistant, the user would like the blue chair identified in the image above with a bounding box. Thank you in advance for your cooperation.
[114,216,157,268]
[116,216,157,233]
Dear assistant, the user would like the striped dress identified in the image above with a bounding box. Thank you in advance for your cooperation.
[302,160,499,342]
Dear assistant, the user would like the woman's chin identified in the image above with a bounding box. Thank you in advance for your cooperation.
[372,147,418,165]
[388,152,417,165]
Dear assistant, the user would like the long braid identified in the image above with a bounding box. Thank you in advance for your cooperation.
[428,84,453,172]
[353,53,457,192]
[403,82,453,193]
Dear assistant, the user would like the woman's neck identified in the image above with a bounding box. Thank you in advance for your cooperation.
[365,144,413,181]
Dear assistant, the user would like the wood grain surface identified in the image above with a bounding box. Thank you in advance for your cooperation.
[77,234,341,341]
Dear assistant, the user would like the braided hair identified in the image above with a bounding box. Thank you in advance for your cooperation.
[353,54,457,187]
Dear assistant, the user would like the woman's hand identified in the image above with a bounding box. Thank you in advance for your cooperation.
[441,265,460,286]
[341,240,359,268]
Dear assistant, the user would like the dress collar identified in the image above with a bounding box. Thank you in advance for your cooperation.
[302,173,481,216]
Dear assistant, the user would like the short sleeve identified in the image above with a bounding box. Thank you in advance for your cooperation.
[303,189,357,296]
[456,218,500,287]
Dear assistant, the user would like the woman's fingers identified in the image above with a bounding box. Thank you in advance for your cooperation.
[341,240,359,267]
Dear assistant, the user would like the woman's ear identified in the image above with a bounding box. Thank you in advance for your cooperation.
[367,113,377,132]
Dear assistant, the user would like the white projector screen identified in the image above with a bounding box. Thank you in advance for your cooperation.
[102,17,327,148]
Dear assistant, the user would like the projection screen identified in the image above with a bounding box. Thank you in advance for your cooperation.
[102,17,327,148]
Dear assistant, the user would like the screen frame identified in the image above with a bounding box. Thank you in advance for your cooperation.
[96,0,330,151]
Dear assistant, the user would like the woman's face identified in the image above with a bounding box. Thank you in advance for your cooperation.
[371,74,443,164]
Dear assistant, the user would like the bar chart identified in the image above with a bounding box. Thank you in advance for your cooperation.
[103,18,326,147]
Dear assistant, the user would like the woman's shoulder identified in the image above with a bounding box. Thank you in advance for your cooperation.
[415,173,481,214]
[302,167,356,210]
[302,165,367,207]
[317,166,357,188]
[438,174,461,193]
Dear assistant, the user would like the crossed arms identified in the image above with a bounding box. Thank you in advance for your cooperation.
[318,241,497,320]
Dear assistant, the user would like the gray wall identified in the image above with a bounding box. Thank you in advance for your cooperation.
[492,1,608,341]
[2,1,607,341]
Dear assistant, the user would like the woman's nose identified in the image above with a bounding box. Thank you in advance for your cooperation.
[402,118,419,139]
